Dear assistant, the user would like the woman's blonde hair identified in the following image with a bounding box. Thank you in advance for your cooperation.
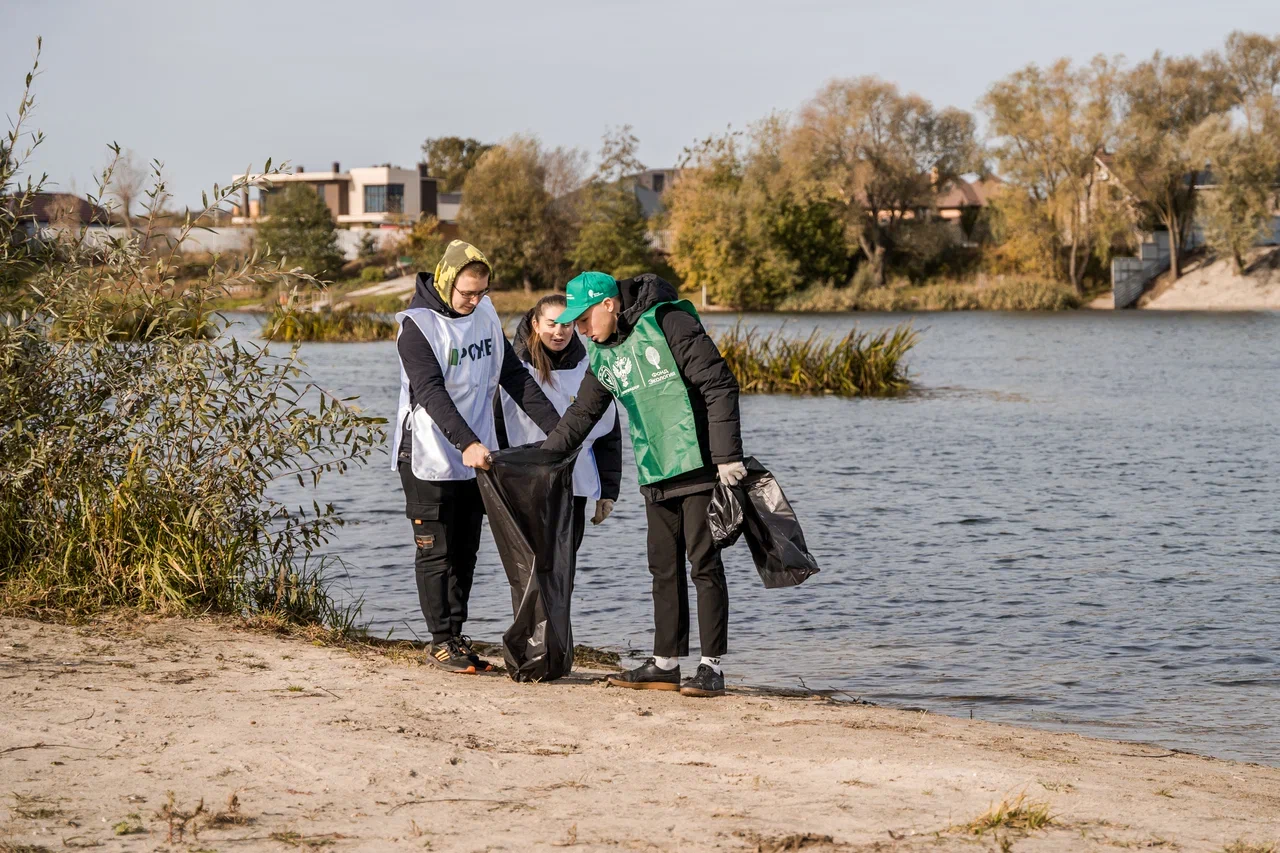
[526,293,568,384]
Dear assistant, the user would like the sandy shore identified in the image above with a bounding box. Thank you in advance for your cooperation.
[1143,249,1280,311]
[2,616,1277,852]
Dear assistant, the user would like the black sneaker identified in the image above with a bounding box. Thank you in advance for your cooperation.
[428,638,476,674]
[680,664,725,698]
[606,658,681,691]
[455,635,492,673]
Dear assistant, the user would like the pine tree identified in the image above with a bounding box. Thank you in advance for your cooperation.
[255,184,345,279]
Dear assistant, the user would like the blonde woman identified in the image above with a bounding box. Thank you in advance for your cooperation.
[497,293,622,549]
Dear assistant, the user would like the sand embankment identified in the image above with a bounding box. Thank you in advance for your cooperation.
[2,616,1277,852]
[1142,248,1280,310]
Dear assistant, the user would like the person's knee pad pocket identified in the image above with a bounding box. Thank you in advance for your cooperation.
[412,507,444,553]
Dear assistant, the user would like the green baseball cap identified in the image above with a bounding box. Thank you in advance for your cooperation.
[554,271,619,324]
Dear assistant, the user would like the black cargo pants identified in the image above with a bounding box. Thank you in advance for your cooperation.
[399,463,485,644]
[644,491,729,658]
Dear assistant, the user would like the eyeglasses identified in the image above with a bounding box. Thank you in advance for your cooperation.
[454,287,490,303]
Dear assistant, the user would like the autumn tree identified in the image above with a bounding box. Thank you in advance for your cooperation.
[982,56,1126,292]
[1222,30,1280,133]
[1191,33,1280,274]
[571,126,655,279]
[421,136,492,192]
[791,77,975,286]
[459,135,584,291]
[1191,115,1280,273]
[255,183,345,279]
[396,215,448,270]
[667,130,792,308]
[1112,52,1234,279]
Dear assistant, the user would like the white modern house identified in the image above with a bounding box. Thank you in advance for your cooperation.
[230,162,449,227]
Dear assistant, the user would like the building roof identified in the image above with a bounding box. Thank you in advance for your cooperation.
[935,176,1002,210]
[8,192,113,225]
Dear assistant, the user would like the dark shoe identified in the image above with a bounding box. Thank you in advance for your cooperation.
[606,658,681,691]
[680,664,725,698]
[428,638,476,674]
[455,635,492,672]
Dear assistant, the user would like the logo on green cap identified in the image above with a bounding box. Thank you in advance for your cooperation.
[555,271,619,325]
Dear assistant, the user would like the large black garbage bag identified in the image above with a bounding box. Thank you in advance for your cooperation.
[476,446,579,682]
[708,457,820,589]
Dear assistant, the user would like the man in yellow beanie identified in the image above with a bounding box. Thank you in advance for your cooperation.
[392,240,561,673]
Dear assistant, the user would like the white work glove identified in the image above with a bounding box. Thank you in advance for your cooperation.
[591,499,614,525]
[717,461,747,487]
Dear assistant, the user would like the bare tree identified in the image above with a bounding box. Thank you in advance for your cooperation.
[109,148,146,227]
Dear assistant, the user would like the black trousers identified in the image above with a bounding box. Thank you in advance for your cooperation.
[644,490,728,658]
[399,464,485,643]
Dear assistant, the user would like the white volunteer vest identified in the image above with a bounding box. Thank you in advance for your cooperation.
[499,351,617,500]
[392,297,505,481]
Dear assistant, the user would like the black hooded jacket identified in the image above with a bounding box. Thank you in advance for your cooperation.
[540,274,743,502]
[396,273,561,468]
[493,310,624,502]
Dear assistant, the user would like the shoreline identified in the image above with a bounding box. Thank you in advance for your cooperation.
[3,615,1277,852]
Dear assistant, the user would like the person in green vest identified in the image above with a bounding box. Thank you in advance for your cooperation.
[540,271,746,698]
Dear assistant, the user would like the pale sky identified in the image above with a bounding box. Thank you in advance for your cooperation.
[6,0,1280,209]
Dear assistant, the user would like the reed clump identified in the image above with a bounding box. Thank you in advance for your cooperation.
[716,323,916,396]
[261,306,396,342]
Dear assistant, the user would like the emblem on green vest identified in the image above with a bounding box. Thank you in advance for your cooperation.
[587,300,706,486]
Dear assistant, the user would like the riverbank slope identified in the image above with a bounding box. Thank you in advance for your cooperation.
[3,616,1276,852]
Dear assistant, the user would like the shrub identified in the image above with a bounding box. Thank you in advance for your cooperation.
[1,48,385,627]
[359,265,387,283]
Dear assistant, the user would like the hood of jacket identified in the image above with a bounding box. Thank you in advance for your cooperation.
[611,273,681,343]
[512,306,587,369]
[407,272,459,317]
[429,239,492,306]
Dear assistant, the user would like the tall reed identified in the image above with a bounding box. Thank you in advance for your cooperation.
[261,306,396,342]
[716,323,917,396]
[778,277,1082,312]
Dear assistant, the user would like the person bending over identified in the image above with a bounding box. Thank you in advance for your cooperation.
[541,272,746,698]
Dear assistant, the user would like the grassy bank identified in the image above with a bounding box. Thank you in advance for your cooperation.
[717,322,917,396]
[778,277,1083,312]
[2,54,385,632]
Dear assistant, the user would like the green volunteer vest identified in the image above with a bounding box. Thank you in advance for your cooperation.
[588,301,704,486]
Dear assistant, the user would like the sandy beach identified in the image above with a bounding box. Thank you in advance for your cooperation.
[2,616,1277,852]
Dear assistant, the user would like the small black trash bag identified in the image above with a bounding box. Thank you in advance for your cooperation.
[476,446,579,682]
[708,457,820,589]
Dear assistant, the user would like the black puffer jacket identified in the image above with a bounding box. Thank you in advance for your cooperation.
[541,274,743,502]
[494,310,624,502]
[396,273,561,468]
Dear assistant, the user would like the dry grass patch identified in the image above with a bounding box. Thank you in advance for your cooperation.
[959,793,1054,835]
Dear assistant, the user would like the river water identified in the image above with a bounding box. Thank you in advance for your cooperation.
[232,309,1280,766]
